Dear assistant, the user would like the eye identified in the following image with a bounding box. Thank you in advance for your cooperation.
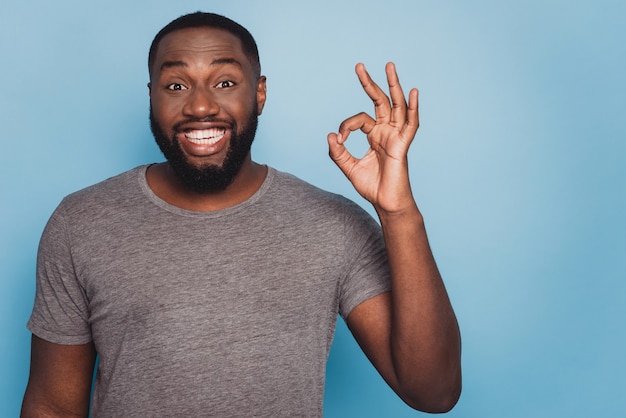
[215,80,235,89]
[167,83,187,91]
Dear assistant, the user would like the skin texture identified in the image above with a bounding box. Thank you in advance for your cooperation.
[21,336,96,417]
[22,26,461,416]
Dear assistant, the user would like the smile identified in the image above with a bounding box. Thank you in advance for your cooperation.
[184,128,226,145]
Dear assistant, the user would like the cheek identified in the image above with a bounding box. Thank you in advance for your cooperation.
[228,93,260,120]
[151,97,179,124]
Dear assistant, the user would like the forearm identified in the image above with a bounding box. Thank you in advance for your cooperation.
[378,204,461,411]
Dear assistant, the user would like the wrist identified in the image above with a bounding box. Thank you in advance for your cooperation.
[376,200,423,227]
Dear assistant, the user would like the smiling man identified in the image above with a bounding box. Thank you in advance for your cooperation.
[21,12,461,417]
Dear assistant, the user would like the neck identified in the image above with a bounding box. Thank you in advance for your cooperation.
[146,157,267,211]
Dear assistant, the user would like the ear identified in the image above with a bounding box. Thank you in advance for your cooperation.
[147,82,152,95]
[256,76,267,115]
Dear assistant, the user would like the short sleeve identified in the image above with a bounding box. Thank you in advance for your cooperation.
[337,203,391,320]
[27,203,92,345]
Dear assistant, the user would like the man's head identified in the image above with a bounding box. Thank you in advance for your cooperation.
[148,12,266,193]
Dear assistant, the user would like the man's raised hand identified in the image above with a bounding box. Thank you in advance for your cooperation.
[327,62,420,215]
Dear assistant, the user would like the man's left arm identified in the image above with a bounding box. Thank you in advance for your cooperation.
[327,62,461,413]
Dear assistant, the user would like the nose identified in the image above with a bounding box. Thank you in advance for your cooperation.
[183,86,219,118]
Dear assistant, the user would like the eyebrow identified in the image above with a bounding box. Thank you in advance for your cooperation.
[210,57,242,68]
[160,60,187,71]
[160,57,243,72]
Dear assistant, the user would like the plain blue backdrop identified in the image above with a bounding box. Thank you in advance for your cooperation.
[2,1,625,416]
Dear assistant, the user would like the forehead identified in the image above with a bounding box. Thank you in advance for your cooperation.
[152,27,248,72]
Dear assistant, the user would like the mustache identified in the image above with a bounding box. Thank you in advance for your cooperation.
[173,117,235,132]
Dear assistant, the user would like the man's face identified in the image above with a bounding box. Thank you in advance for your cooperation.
[149,27,266,193]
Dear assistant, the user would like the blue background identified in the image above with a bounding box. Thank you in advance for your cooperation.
[2,1,625,416]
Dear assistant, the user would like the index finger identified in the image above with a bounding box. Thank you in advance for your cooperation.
[355,63,391,124]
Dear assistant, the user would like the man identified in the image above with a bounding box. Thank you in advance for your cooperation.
[22,12,461,417]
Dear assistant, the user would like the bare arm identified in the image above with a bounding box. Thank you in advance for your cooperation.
[328,63,461,412]
[21,335,96,418]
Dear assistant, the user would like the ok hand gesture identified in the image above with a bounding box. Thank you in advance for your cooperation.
[328,62,419,215]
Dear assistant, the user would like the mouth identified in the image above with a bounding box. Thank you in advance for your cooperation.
[183,128,227,146]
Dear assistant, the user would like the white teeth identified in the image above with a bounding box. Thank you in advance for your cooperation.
[184,128,226,145]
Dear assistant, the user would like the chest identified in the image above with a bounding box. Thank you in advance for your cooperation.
[72,214,344,351]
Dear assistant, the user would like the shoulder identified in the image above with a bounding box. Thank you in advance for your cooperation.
[56,166,147,215]
[63,166,145,204]
[264,168,380,230]
[45,166,149,237]
[268,168,363,211]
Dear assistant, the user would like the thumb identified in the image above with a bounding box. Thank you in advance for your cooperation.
[327,132,356,177]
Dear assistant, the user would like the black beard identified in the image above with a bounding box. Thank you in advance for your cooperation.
[150,107,258,193]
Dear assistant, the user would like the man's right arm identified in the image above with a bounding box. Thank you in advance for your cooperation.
[21,335,96,418]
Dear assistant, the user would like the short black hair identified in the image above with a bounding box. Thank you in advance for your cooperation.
[148,12,261,78]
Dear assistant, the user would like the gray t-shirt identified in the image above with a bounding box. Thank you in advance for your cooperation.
[28,165,391,417]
